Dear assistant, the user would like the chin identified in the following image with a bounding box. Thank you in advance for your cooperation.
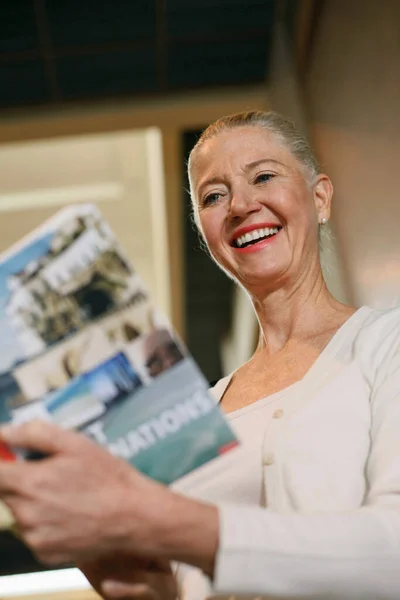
[213,252,288,290]
[232,266,287,292]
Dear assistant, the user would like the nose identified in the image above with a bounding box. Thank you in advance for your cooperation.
[228,184,262,220]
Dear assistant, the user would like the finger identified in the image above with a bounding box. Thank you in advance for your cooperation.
[0,421,85,455]
[78,557,142,592]
[79,556,155,584]
[102,581,160,600]
[0,460,26,494]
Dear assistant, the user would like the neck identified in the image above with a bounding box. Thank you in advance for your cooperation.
[249,265,353,357]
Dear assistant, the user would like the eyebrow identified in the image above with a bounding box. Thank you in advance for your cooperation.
[196,176,221,198]
[244,158,285,170]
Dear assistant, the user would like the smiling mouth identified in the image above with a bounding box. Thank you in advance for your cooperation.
[232,226,282,248]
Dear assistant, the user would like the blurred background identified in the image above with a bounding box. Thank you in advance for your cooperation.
[0,0,399,596]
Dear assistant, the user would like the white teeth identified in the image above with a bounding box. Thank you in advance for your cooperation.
[235,227,280,248]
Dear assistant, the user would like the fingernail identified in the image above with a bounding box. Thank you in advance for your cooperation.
[101,580,117,594]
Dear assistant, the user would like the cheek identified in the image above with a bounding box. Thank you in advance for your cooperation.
[198,213,217,246]
[275,178,312,209]
[198,214,229,261]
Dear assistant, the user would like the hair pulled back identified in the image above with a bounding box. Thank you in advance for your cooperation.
[188,110,320,196]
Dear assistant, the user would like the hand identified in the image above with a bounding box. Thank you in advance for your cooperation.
[0,421,174,565]
[0,420,219,575]
[79,553,177,600]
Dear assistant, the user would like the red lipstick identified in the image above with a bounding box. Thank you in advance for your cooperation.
[230,222,281,244]
[231,222,282,254]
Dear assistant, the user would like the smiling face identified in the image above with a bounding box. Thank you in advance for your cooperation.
[190,126,332,296]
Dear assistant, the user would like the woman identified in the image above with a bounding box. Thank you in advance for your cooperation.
[1,111,400,599]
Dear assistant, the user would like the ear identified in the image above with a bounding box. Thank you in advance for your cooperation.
[313,174,333,223]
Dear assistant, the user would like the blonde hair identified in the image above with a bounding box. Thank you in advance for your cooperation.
[188,110,320,194]
[188,110,320,179]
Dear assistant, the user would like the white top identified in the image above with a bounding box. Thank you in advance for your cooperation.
[173,306,400,599]
[176,388,289,508]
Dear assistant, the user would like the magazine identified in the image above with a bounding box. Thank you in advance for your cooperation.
[0,204,238,498]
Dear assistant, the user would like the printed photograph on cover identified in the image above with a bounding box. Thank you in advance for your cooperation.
[12,301,155,403]
[12,352,143,431]
[0,205,148,421]
[124,327,185,383]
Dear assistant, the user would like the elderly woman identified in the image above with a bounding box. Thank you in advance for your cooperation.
[1,111,400,600]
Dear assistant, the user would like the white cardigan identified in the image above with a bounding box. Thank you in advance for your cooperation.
[175,306,400,599]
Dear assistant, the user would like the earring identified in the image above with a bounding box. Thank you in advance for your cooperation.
[320,217,328,225]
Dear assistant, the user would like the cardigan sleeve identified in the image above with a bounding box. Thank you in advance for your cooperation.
[211,347,400,599]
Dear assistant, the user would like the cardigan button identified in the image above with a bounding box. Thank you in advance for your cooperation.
[273,408,284,418]
[263,452,275,466]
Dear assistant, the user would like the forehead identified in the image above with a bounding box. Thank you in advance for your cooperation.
[192,127,297,180]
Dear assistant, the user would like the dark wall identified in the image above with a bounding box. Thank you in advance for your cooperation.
[0,530,46,576]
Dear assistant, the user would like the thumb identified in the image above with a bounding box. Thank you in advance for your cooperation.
[102,580,160,599]
[0,420,80,455]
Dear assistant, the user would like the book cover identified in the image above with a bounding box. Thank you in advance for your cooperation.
[0,204,238,489]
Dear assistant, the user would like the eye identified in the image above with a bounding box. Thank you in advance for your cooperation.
[254,172,275,184]
[202,191,222,207]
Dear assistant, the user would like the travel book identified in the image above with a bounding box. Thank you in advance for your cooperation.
[0,204,238,500]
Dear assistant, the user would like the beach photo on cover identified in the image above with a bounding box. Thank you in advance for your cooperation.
[12,351,143,431]
[0,207,147,422]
